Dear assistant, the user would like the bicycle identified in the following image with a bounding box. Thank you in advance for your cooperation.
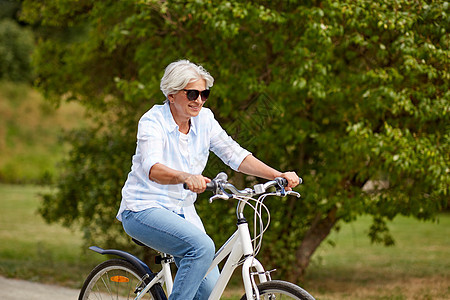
[78,172,316,300]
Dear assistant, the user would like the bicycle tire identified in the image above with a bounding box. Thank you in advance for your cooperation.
[240,280,315,300]
[78,258,167,300]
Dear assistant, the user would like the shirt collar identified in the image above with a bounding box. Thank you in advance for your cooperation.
[163,102,199,135]
[163,102,178,133]
[190,114,199,136]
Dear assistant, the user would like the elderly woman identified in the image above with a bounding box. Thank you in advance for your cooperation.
[117,60,300,300]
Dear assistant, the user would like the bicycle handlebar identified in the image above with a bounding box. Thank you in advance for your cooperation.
[182,172,227,192]
[183,172,302,197]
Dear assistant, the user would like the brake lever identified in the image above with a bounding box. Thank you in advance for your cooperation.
[209,194,231,203]
[286,190,301,198]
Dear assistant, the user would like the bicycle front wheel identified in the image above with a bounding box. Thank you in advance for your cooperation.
[79,258,166,300]
[240,280,315,300]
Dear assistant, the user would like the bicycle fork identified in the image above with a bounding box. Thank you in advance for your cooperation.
[238,220,270,300]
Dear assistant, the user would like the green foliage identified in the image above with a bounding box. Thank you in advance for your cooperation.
[39,126,136,248]
[0,18,34,82]
[20,0,449,276]
[0,0,21,20]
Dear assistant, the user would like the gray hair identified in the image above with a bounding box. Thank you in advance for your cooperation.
[160,60,214,101]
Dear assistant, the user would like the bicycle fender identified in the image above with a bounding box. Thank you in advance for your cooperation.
[89,246,153,277]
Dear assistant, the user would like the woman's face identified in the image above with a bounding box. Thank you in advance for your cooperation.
[168,79,207,123]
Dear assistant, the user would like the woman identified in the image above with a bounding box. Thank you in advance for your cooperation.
[117,60,300,300]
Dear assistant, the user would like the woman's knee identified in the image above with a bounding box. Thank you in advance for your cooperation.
[191,234,215,261]
[204,236,216,259]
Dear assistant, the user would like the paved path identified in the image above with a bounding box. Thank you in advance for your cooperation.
[0,276,80,300]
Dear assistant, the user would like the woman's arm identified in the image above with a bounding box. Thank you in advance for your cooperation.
[149,163,211,193]
[237,155,282,180]
[238,155,300,189]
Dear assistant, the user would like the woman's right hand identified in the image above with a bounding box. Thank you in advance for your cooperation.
[184,174,211,193]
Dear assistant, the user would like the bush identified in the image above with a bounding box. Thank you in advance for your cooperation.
[0,19,34,82]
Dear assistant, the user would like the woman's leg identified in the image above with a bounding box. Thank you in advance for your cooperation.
[171,257,220,300]
[122,208,217,300]
[194,266,220,300]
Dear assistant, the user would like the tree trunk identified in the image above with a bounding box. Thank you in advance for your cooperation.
[289,206,339,282]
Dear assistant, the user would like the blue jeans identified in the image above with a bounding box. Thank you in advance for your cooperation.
[122,208,220,300]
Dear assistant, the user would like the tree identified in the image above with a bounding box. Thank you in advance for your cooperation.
[0,13,34,82]
[21,0,449,281]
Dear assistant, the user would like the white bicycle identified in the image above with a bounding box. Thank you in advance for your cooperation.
[79,172,315,300]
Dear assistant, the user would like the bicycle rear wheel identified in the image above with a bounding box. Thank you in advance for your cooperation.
[240,280,315,300]
[79,258,166,300]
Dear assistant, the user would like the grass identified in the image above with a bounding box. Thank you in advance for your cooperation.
[0,184,104,288]
[0,184,449,299]
[304,214,450,299]
[0,81,87,183]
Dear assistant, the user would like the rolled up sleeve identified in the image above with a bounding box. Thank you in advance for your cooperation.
[209,118,251,171]
[137,118,165,177]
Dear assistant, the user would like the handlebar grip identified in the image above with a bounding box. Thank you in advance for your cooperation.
[183,182,215,192]
[276,177,303,187]
[205,182,216,191]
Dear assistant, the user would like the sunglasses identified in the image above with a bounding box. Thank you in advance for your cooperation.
[183,89,210,101]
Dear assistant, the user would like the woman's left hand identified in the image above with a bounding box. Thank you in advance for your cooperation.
[279,171,300,190]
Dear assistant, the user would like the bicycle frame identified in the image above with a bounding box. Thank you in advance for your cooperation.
[133,201,269,300]
[209,219,268,300]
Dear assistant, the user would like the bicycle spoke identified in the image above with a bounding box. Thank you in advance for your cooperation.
[79,259,164,300]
